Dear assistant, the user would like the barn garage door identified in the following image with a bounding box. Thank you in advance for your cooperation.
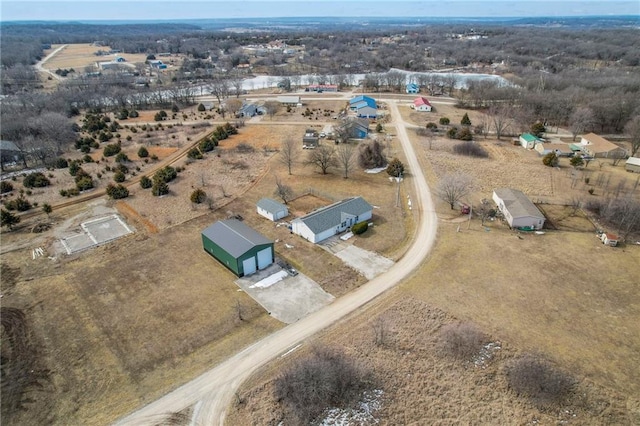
[242,257,256,276]
[257,247,272,270]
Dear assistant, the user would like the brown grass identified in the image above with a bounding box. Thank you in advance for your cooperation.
[43,44,148,71]
[228,298,637,425]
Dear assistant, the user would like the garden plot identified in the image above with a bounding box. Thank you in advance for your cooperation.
[60,214,133,254]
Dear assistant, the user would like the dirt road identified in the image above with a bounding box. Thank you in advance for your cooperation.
[115,99,438,426]
[34,44,67,80]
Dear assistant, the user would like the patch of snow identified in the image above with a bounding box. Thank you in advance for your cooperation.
[340,232,354,241]
[365,167,386,174]
[249,270,289,289]
[473,341,501,368]
[285,243,294,249]
[319,389,384,426]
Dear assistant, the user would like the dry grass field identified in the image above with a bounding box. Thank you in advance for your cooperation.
[0,113,408,424]
[226,101,640,424]
[2,96,638,425]
[43,44,149,71]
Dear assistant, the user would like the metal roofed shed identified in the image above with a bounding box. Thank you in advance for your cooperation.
[257,198,289,221]
[202,219,274,277]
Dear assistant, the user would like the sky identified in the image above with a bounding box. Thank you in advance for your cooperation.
[1,0,639,22]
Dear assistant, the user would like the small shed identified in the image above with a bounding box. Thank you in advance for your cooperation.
[257,198,289,221]
[201,219,274,277]
[519,133,542,149]
[601,232,619,247]
[625,157,640,173]
[302,129,319,148]
[406,83,420,94]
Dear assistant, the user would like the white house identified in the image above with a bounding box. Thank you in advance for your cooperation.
[412,97,432,112]
[291,197,373,243]
[534,142,573,157]
[256,198,289,221]
[580,133,627,158]
[492,188,546,230]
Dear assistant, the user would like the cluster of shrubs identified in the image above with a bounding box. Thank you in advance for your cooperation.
[23,172,50,188]
[106,183,129,199]
[117,108,139,120]
[154,110,168,121]
[447,126,473,141]
[75,136,99,153]
[3,195,32,211]
[453,141,488,158]
[147,165,178,196]
[1,181,14,194]
[103,142,122,157]
[211,122,238,141]
[437,321,575,408]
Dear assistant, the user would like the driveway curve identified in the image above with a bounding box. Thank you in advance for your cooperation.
[115,98,438,426]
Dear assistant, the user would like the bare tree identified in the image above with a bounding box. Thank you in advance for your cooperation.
[488,104,511,140]
[371,317,388,347]
[306,144,336,175]
[437,172,473,209]
[336,143,356,178]
[569,107,595,141]
[358,138,387,168]
[263,100,281,120]
[279,137,299,175]
[624,114,640,156]
[208,75,230,110]
[225,98,243,118]
[274,176,294,204]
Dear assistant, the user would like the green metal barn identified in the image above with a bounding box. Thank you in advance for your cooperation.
[201,219,274,277]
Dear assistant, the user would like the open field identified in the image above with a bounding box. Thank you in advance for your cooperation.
[227,145,640,425]
[43,43,150,71]
[2,96,638,425]
[0,114,408,424]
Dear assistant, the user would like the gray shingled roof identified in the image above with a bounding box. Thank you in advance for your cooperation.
[494,188,544,219]
[0,140,21,151]
[202,219,272,258]
[295,197,372,234]
[257,198,288,214]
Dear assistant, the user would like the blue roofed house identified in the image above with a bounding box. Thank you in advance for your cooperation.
[238,103,258,117]
[346,118,369,139]
[291,197,373,243]
[406,83,420,94]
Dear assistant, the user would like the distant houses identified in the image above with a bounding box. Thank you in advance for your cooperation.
[412,97,432,112]
[291,196,373,243]
[349,95,377,119]
[306,84,338,92]
[406,83,420,94]
[0,140,25,170]
[148,60,167,70]
[277,96,301,106]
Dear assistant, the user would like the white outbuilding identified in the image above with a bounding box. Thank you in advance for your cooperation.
[257,198,289,221]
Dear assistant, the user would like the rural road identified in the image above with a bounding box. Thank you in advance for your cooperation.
[115,99,438,426]
[34,44,67,80]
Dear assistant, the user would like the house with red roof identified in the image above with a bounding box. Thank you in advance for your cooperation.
[412,97,432,112]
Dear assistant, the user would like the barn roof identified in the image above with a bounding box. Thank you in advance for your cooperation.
[413,97,431,107]
[257,198,288,214]
[202,219,272,258]
[293,197,372,234]
[581,133,625,154]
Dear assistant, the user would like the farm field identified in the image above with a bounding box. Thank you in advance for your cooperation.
[2,96,639,425]
[43,43,150,71]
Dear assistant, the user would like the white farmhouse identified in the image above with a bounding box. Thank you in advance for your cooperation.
[291,197,373,243]
[492,188,546,230]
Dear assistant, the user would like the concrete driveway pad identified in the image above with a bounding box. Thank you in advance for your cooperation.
[333,244,395,280]
[236,264,334,324]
